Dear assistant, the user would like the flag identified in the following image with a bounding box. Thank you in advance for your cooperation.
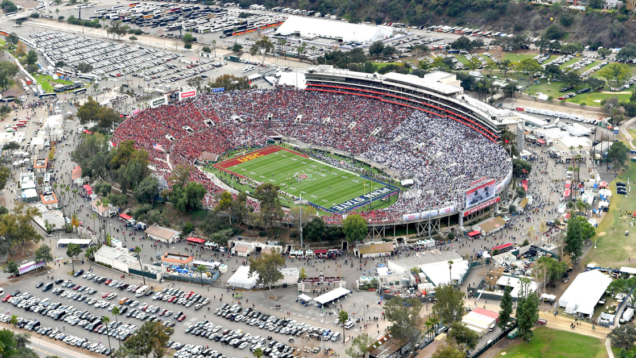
[505,139,509,144]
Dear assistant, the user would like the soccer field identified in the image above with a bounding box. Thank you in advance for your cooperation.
[214,146,398,213]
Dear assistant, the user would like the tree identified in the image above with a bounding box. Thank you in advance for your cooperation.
[0,61,19,90]
[560,12,575,27]
[608,140,630,170]
[35,244,54,264]
[431,344,464,358]
[123,322,174,358]
[543,64,562,81]
[26,50,38,66]
[133,176,159,204]
[170,182,206,212]
[341,214,367,243]
[498,286,513,331]
[345,333,374,358]
[447,322,479,353]
[451,36,473,50]
[515,278,539,342]
[586,76,605,90]
[202,46,211,53]
[182,33,193,44]
[608,325,636,348]
[254,347,264,358]
[134,246,146,286]
[536,256,568,283]
[251,183,283,230]
[248,248,285,297]
[609,276,636,308]
[368,41,385,57]
[338,310,348,343]
[384,297,423,355]
[66,243,83,274]
[195,264,207,286]
[76,62,93,73]
[4,260,18,275]
[102,316,112,351]
[305,217,326,242]
[249,36,274,65]
[561,70,581,88]
[598,63,632,86]
[299,267,307,280]
[545,24,565,40]
[432,284,464,325]
[618,43,636,63]
[290,205,316,232]
[111,306,121,348]
[598,48,612,59]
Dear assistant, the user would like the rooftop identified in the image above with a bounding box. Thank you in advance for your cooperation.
[358,242,394,255]
[479,217,507,233]
[40,193,58,204]
[389,250,461,268]
[161,252,193,264]
[145,225,180,240]
[33,157,47,169]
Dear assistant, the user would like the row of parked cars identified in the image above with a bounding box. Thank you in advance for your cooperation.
[215,303,342,342]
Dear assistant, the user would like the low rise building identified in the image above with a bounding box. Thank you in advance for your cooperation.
[40,193,58,209]
[355,242,394,258]
[145,225,181,244]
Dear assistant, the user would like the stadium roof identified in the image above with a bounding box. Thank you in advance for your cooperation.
[382,72,462,96]
[276,16,393,43]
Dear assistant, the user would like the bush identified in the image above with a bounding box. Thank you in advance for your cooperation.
[492,249,500,256]
[29,13,39,18]
[289,232,297,238]
[509,204,516,212]
[560,13,574,27]
[522,239,530,246]
[202,46,211,53]
[259,231,267,237]
[134,29,143,35]
[184,43,192,49]
[182,222,194,235]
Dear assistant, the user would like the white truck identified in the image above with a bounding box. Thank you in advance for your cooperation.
[135,285,150,297]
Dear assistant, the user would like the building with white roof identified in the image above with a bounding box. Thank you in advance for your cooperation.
[276,16,393,44]
[495,275,538,298]
[559,270,612,318]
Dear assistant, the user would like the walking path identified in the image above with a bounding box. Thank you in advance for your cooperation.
[620,116,636,150]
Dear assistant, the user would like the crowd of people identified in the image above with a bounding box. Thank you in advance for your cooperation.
[112,87,511,223]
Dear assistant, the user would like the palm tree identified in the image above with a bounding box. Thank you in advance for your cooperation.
[102,316,112,351]
[254,347,264,358]
[195,265,207,286]
[425,317,438,340]
[211,39,216,57]
[134,246,146,286]
[72,189,78,213]
[448,260,453,284]
[111,307,121,348]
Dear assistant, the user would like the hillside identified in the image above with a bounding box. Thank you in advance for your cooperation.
[229,0,636,48]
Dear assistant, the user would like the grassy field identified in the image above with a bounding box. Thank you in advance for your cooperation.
[214,146,397,213]
[502,53,537,63]
[585,159,636,267]
[373,62,404,69]
[523,79,632,106]
[503,327,607,358]
[35,74,73,93]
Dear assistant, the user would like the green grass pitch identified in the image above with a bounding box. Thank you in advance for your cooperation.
[214,146,397,213]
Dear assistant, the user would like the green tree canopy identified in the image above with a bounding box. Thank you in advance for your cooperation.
[341,214,367,243]
[248,249,285,297]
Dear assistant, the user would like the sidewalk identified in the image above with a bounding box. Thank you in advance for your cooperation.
[501,97,606,120]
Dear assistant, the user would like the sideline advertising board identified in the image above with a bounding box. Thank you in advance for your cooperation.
[179,89,197,101]
[465,179,496,208]
[150,95,168,108]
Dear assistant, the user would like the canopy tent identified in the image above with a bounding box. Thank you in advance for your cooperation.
[621,267,636,275]
[298,294,313,302]
[421,260,469,286]
[226,265,258,289]
[57,238,93,247]
[119,214,132,221]
[276,16,393,44]
[71,166,82,180]
[559,270,612,317]
[313,287,350,305]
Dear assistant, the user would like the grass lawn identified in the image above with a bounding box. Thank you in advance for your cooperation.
[630,129,636,147]
[523,78,632,106]
[502,53,536,63]
[373,62,403,69]
[611,346,634,358]
[585,159,636,267]
[502,327,606,358]
[456,55,470,66]
[558,57,581,70]
[35,74,73,93]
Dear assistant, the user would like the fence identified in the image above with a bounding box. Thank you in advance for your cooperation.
[129,268,158,280]
[470,323,518,358]
[165,270,220,285]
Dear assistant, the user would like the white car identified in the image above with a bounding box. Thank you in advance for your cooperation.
[557,203,567,214]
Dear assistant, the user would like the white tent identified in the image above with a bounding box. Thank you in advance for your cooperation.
[276,16,393,44]
[420,260,469,286]
[226,266,258,290]
[313,287,350,305]
[57,239,93,247]
[298,294,313,302]
[559,270,612,317]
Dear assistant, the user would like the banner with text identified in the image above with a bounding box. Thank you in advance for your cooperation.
[150,95,168,108]
[463,197,500,217]
[179,89,197,101]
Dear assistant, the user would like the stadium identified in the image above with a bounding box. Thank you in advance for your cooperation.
[112,66,517,236]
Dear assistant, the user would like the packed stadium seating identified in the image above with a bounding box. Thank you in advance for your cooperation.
[113,87,512,224]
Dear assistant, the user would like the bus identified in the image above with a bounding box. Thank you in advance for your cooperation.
[74,88,87,95]
[39,93,57,99]
[78,74,97,81]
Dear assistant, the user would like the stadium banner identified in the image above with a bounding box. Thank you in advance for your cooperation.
[439,205,454,215]
[421,209,438,218]
[463,197,500,217]
[403,213,421,221]
[465,179,496,208]
[179,89,197,101]
[132,109,141,116]
[150,95,168,108]
[331,186,393,212]
[212,88,225,93]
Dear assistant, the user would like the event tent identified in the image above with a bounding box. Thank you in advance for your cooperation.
[421,260,469,286]
[559,270,612,317]
[313,287,350,305]
[57,239,93,247]
[298,294,313,302]
[276,16,393,44]
[227,266,258,290]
